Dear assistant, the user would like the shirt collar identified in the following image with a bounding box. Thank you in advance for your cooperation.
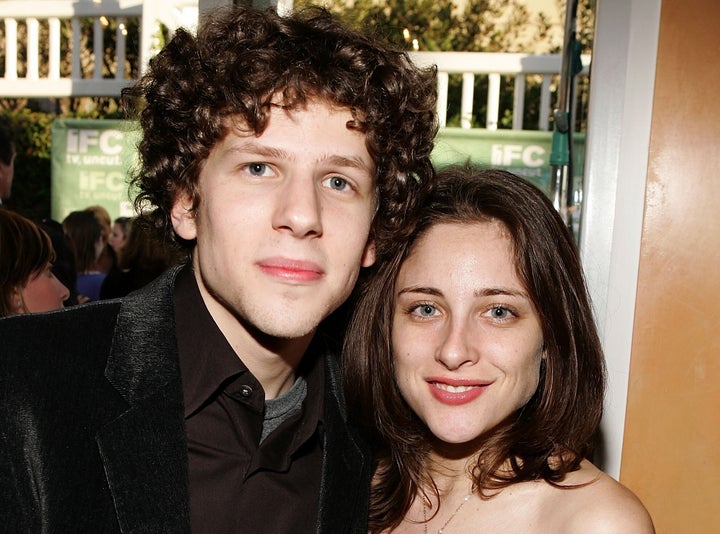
[174,264,247,417]
[173,263,325,431]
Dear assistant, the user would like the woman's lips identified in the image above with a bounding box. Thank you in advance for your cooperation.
[427,378,489,405]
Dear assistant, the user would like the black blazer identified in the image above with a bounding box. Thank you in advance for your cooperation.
[0,266,371,533]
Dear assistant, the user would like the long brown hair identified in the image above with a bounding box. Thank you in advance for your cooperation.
[343,166,606,532]
[62,210,102,274]
[0,210,55,317]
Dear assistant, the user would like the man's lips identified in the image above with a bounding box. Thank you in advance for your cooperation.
[257,258,324,282]
[427,377,490,405]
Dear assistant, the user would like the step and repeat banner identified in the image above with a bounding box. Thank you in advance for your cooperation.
[434,128,585,198]
[51,119,140,222]
[51,119,584,222]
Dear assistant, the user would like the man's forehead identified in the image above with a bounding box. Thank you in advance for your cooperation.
[225,98,358,131]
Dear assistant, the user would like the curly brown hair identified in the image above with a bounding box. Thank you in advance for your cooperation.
[122,6,438,259]
[343,167,606,532]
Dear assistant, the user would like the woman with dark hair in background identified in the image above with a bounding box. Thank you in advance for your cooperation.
[108,216,133,256]
[37,218,80,306]
[62,210,106,302]
[344,167,654,533]
[85,205,117,275]
[0,210,69,317]
[100,215,185,299]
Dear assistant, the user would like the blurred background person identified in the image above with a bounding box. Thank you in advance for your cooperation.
[85,205,116,275]
[0,210,69,317]
[62,210,106,302]
[100,215,185,299]
[0,122,15,206]
[38,218,80,306]
[108,216,133,256]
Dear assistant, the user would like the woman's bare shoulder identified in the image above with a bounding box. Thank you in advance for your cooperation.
[549,460,655,533]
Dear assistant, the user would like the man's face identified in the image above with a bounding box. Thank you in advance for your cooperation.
[172,100,377,341]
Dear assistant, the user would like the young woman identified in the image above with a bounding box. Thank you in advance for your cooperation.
[108,216,133,255]
[0,210,70,317]
[62,210,106,301]
[344,167,654,533]
[100,215,184,299]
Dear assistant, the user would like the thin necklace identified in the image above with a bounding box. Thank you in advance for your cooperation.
[422,493,471,534]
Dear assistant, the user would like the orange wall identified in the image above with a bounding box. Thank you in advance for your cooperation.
[621,0,720,531]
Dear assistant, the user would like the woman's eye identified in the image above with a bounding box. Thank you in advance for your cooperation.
[489,306,512,320]
[324,176,350,191]
[412,304,438,318]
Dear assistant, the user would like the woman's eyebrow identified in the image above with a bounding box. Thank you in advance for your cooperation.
[473,287,529,299]
[397,286,443,297]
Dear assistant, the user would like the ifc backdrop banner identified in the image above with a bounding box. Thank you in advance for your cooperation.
[51,119,584,222]
[434,128,585,198]
[51,119,140,222]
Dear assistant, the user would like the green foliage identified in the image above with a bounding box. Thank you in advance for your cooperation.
[1,109,54,220]
[2,1,595,219]
[571,0,596,52]
[0,106,131,220]
[300,0,562,128]
[302,0,554,53]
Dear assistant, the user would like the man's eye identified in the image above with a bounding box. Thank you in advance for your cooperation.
[246,163,270,176]
[324,176,350,191]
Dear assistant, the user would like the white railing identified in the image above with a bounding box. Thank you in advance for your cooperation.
[0,1,589,132]
[0,0,197,97]
[410,51,591,131]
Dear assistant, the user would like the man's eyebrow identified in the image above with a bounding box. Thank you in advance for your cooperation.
[228,142,288,161]
[322,154,372,173]
[228,142,372,172]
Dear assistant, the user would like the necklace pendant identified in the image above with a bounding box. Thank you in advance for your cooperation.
[422,493,472,534]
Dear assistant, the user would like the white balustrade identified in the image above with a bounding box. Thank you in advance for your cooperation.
[0,0,197,97]
[410,51,591,130]
[0,1,589,131]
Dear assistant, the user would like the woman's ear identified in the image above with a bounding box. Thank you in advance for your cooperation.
[170,191,197,241]
[11,286,25,314]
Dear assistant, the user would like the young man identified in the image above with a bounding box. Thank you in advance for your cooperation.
[0,6,437,533]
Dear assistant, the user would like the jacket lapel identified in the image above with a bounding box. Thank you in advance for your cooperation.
[96,266,191,533]
[317,352,373,534]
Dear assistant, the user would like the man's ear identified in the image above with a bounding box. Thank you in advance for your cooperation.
[361,240,376,268]
[170,191,197,241]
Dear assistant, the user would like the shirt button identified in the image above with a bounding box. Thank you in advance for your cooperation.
[239,385,253,398]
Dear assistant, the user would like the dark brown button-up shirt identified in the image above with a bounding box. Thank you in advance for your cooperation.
[174,266,324,534]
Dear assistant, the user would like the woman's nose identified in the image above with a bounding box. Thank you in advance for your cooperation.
[435,319,479,370]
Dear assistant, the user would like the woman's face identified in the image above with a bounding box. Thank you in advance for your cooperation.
[18,263,70,314]
[391,221,544,446]
[108,222,127,252]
